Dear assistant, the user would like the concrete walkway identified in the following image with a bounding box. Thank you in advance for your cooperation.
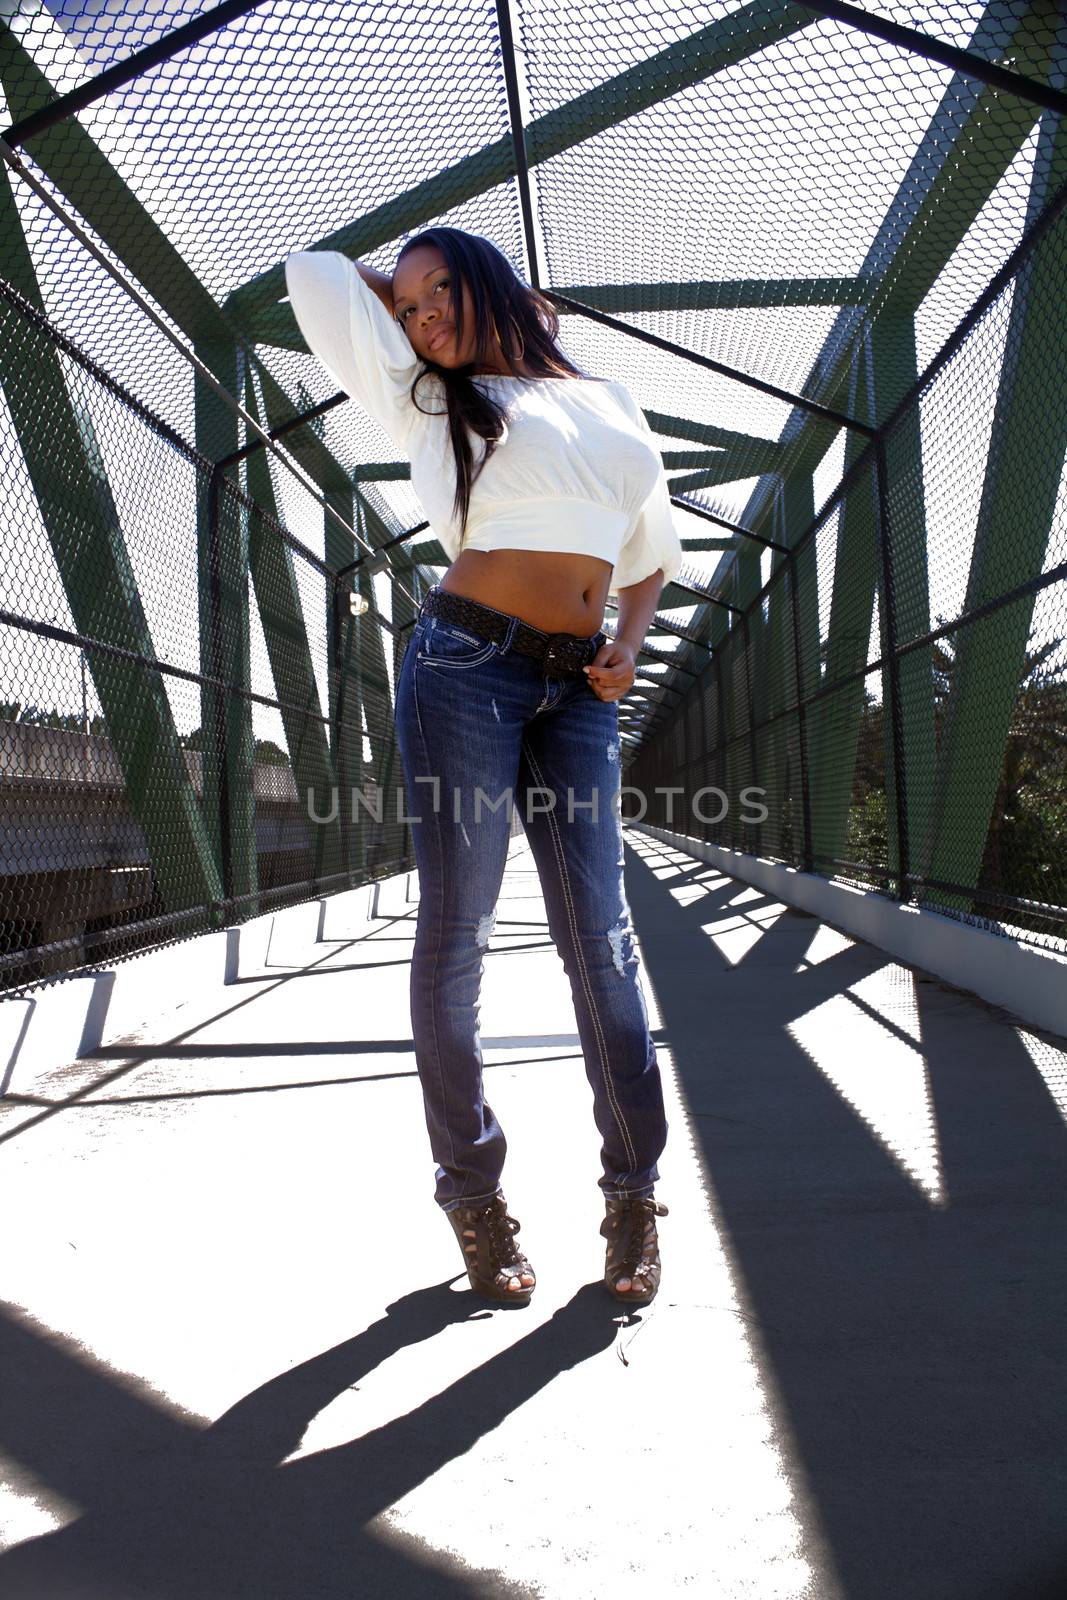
[0,829,1065,1599]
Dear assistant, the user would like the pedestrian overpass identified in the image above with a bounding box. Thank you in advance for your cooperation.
[0,3,1065,1596]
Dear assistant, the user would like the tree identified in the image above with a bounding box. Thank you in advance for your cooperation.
[931,628,1067,925]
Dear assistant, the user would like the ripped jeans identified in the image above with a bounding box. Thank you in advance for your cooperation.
[394,599,668,1212]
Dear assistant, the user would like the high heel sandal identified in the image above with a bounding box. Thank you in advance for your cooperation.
[447,1192,536,1305]
[601,1193,668,1305]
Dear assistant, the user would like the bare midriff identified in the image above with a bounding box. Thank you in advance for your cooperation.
[439,548,613,637]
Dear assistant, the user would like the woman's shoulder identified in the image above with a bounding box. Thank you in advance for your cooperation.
[580,374,634,403]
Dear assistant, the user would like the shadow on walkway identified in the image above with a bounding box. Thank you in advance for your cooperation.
[626,833,1067,1600]
[0,1282,617,1599]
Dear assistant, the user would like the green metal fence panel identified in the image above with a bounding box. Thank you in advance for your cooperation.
[228,0,820,333]
[242,376,343,886]
[196,344,256,907]
[0,173,223,941]
[1,0,1065,995]
[922,102,1067,908]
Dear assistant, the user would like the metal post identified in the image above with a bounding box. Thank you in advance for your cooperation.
[206,465,233,906]
[741,608,761,853]
[788,559,814,874]
[873,437,910,900]
[714,645,728,844]
[329,581,351,881]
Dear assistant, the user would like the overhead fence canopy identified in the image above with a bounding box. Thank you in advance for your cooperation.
[0,0,1064,995]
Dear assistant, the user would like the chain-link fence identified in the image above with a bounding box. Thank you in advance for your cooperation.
[0,262,420,990]
[625,112,1067,945]
[1,0,1065,997]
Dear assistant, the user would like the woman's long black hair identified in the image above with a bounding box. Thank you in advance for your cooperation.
[393,227,593,547]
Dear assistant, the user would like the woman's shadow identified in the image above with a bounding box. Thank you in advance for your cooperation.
[0,1281,622,1599]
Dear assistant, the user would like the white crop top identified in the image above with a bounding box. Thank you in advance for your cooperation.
[283,250,683,598]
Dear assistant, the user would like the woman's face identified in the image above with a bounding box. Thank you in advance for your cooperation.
[391,244,486,369]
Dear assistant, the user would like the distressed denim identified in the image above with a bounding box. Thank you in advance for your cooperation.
[394,595,668,1212]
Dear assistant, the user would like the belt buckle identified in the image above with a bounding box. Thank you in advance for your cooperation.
[542,632,578,680]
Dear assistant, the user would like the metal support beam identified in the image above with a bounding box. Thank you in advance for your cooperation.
[249,277,875,353]
[806,338,879,872]
[719,546,762,843]
[664,446,782,474]
[648,409,785,456]
[546,289,872,435]
[0,26,405,609]
[875,318,936,897]
[665,435,784,489]
[3,0,277,148]
[767,474,816,861]
[242,377,345,886]
[325,485,359,880]
[670,497,790,554]
[0,173,223,918]
[923,96,1067,907]
[494,0,542,289]
[350,495,411,876]
[632,2,1065,822]
[730,1,1060,564]
[227,1,821,326]
[216,392,348,472]
[794,0,1067,120]
[669,577,744,614]
[559,276,873,314]
[874,438,910,899]
[197,342,255,906]
[339,520,428,580]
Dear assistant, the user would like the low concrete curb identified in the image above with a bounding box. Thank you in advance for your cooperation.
[641,826,1067,1040]
[0,873,420,1095]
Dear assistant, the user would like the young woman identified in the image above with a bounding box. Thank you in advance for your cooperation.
[285,226,682,1308]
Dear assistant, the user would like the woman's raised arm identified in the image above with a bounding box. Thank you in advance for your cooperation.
[353,259,396,318]
[284,249,423,450]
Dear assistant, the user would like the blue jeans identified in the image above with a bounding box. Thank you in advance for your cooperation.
[394,594,668,1212]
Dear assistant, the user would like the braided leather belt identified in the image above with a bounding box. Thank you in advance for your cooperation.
[420,587,603,681]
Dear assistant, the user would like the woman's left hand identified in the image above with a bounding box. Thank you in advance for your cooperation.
[582,639,636,702]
